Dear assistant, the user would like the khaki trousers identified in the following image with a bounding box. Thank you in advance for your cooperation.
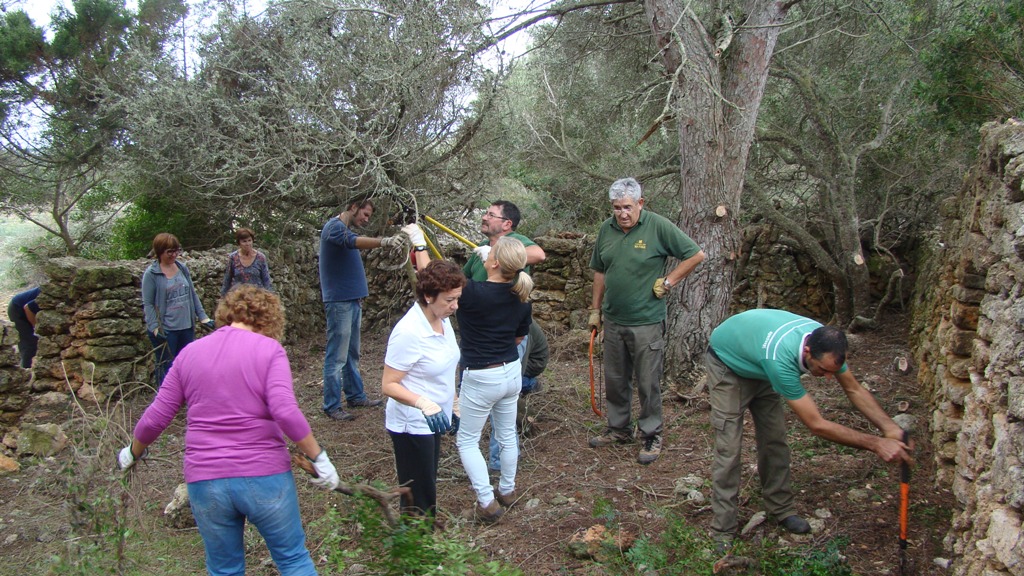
[705,349,796,538]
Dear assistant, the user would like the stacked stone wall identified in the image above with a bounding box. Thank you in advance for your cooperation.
[911,120,1024,576]
[1,215,839,442]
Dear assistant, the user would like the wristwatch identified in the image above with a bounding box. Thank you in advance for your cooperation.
[414,246,427,252]
[662,277,673,289]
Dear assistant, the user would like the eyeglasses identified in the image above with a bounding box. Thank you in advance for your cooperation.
[484,211,510,222]
[166,248,182,255]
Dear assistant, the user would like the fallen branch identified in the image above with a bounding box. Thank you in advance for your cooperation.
[291,454,412,527]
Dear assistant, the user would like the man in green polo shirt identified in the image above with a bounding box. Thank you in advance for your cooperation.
[588,177,705,464]
[705,308,912,546]
[463,200,545,281]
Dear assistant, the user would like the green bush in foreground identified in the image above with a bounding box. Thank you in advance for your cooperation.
[313,494,523,576]
[613,513,855,576]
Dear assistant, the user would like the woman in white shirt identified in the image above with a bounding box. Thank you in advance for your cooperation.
[381,259,466,519]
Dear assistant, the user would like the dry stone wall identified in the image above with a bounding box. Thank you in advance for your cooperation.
[911,120,1024,576]
[0,224,839,439]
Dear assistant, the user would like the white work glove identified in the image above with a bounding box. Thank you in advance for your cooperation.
[473,245,491,262]
[309,450,340,491]
[414,396,451,433]
[401,223,426,248]
[117,445,147,470]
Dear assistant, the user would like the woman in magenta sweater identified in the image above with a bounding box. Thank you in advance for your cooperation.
[118,285,337,576]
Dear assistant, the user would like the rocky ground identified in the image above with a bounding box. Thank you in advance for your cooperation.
[0,311,953,575]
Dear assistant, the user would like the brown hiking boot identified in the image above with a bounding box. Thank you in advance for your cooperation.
[473,499,504,524]
[589,430,632,448]
[493,488,518,508]
[637,435,663,465]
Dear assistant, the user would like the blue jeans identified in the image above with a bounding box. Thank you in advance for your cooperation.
[323,300,366,413]
[149,327,195,387]
[488,336,528,469]
[457,361,521,504]
[188,472,316,576]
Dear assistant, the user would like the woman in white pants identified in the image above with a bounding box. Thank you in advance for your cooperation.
[407,229,533,523]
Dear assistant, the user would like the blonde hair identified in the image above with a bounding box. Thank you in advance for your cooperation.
[215,285,286,341]
[491,236,534,302]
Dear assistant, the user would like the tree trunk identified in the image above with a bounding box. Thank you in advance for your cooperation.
[644,0,794,381]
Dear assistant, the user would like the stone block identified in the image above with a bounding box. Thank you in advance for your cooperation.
[958,272,987,290]
[983,508,1023,574]
[535,236,585,254]
[72,299,134,320]
[84,286,141,302]
[73,318,142,338]
[1009,377,1024,422]
[947,356,972,380]
[16,423,67,457]
[70,265,134,295]
[951,284,986,305]
[945,327,977,357]
[950,300,980,330]
[80,345,139,363]
[33,311,71,337]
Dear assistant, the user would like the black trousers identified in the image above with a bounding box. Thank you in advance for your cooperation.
[8,301,37,369]
[389,431,442,516]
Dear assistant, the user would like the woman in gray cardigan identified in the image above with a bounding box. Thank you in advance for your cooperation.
[142,233,213,386]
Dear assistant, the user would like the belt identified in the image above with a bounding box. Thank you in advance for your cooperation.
[466,362,507,371]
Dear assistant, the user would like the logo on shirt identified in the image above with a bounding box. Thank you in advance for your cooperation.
[634,240,647,250]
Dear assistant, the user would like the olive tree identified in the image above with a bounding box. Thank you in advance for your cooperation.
[117,0,501,236]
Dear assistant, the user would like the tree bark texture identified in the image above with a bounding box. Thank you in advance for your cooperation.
[644,0,793,379]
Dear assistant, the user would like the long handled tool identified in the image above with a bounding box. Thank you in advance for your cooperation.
[898,429,911,575]
[589,329,603,417]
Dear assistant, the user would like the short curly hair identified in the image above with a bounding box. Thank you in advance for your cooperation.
[415,260,466,306]
[214,285,286,341]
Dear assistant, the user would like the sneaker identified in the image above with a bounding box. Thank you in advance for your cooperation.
[588,430,632,448]
[473,499,504,524]
[325,408,356,421]
[637,435,662,465]
[779,515,811,534]
[493,488,517,508]
[713,538,733,556]
[347,397,384,408]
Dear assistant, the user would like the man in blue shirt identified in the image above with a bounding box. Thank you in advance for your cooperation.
[705,309,912,546]
[320,199,405,421]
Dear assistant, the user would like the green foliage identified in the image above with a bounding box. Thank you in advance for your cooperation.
[0,10,45,87]
[600,510,855,576]
[591,496,618,526]
[107,193,224,258]
[917,1,1024,129]
[756,537,853,576]
[313,494,521,575]
[469,5,677,233]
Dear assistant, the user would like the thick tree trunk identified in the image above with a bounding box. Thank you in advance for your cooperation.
[644,0,793,381]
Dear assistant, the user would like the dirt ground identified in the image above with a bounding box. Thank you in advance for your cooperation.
[0,311,953,575]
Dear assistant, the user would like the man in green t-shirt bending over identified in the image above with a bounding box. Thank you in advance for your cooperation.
[705,308,912,546]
